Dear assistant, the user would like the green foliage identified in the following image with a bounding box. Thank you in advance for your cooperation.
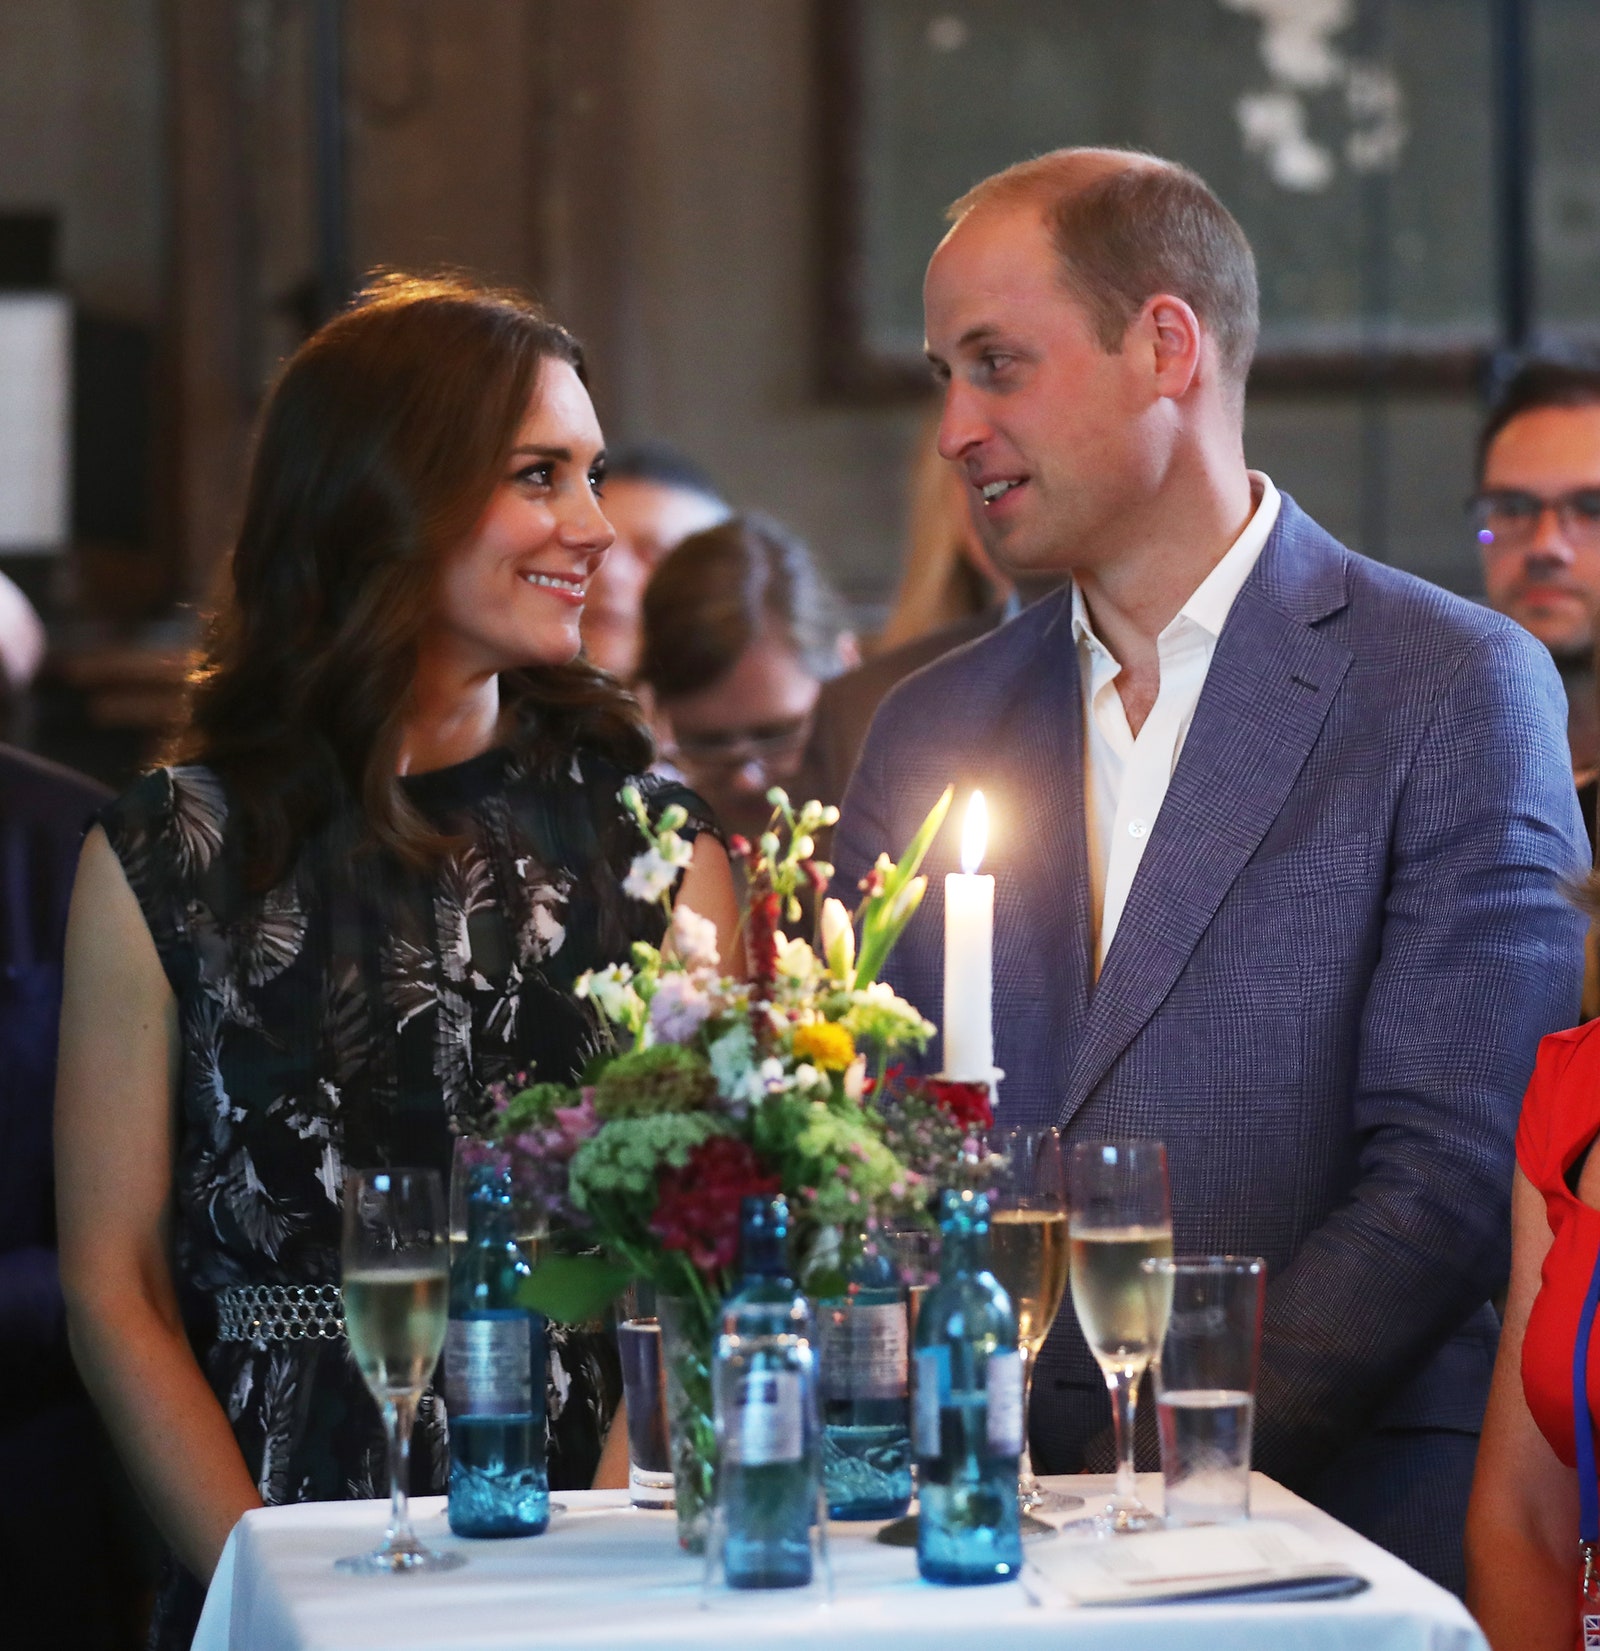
[748,1092,908,1234]
[854,784,953,988]
[568,1112,730,1210]
[501,1081,577,1131]
[592,1043,717,1119]
[517,1253,635,1324]
[830,982,936,1059]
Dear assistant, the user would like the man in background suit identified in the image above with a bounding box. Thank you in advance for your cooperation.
[834,148,1588,1594]
[1473,356,1600,850]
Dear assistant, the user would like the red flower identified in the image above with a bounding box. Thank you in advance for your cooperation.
[746,885,781,994]
[922,1077,994,1133]
[728,834,752,861]
[650,1137,781,1275]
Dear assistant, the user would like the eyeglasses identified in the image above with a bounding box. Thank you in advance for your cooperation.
[1468,488,1600,550]
[668,714,813,781]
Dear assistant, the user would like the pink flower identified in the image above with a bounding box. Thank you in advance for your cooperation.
[549,1096,599,1158]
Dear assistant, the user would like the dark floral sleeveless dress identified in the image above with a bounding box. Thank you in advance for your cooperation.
[99,745,712,1648]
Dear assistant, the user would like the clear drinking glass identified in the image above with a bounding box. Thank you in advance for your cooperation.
[984,1126,1082,1516]
[336,1167,465,1574]
[1146,1256,1265,1526]
[1065,1140,1173,1535]
[618,1317,675,1507]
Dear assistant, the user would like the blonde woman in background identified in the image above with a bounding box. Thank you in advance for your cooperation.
[874,406,1012,655]
[797,412,1058,809]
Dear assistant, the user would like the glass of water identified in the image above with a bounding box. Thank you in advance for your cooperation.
[1144,1256,1265,1526]
[337,1167,464,1574]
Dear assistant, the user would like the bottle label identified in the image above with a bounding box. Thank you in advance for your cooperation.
[986,1349,1023,1456]
[726,1370,804,1466]
[820,1300,908,1400]
[445,1312,531,1418]
[913,1346,949,1456]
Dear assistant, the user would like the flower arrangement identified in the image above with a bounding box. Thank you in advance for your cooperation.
[481,782,989,1316]
[472,782,990,1545]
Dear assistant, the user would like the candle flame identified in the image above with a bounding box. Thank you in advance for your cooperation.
[961,790,988,875]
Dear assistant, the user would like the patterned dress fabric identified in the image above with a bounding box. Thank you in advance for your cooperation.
[98,745,711,1648]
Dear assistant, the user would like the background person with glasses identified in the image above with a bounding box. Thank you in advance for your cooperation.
[639,514,858,840]
[1473,357,1600,846]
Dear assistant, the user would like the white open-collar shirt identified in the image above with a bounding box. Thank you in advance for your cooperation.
[1072,472,1281,972]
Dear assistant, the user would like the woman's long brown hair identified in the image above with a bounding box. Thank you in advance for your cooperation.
[166,273,650,889]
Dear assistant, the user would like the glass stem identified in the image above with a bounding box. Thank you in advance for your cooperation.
[384,1393,417,1551]
[1017,1346,1037,1494]
[1108,1366,1140,1508]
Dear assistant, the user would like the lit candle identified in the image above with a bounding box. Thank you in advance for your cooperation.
[943,791,994,1083]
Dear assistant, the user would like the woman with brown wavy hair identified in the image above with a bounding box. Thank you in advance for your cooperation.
[53,274,739,1647]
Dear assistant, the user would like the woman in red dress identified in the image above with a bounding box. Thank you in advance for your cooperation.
[1468,1020,1600,1648]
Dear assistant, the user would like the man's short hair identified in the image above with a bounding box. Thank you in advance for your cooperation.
[949,149,1260,394]
[1477,354,1600,481]
[603,439,724,504]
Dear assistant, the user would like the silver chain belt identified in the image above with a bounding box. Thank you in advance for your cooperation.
[215,1284,346,1343]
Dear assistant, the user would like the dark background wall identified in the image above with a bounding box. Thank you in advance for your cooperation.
[0,0,1577,773]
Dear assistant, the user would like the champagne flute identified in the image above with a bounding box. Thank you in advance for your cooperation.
[984,1126,1082,1516]
[336,1167,465,1574]
[1066,1140,1173,1535]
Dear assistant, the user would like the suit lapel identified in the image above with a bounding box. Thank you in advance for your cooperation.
[1004,607,1094,1052]
[1057,522,1354,1127]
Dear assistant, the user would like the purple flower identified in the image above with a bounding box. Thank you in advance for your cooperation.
[648,971,714,1043]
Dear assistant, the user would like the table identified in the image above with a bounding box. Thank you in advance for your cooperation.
[193,1474,1487,1651]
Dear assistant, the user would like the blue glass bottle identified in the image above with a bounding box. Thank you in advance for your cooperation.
[914,1188,1023,1585]
[712,1195,820,1588]
[445,1157,549,1537]
[819,1236,912,1519]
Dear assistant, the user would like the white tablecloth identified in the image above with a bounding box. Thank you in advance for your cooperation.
[192,1474,1486,1651]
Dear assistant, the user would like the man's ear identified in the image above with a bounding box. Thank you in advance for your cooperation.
[1138,294,1202,401]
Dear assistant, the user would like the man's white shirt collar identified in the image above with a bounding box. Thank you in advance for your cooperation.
[1067,472,1282,970]
[1070,472,1281,657]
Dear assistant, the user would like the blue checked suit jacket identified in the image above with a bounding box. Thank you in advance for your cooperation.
[835,495,1588,1532]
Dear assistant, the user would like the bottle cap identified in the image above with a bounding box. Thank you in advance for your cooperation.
[936,1187,990,1230]
[740,1194,789,1240]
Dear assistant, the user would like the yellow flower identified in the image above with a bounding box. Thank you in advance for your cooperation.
[792,1021,856,1073]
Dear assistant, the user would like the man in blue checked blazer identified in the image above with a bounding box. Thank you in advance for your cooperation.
[834,149,1589,1595]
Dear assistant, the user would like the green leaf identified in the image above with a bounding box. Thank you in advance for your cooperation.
[890,784,953,894]
[516,1254,635,1324]
[853,786,953,989]
[803,1264,850,1301]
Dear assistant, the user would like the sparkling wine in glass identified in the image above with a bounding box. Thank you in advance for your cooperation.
[984,1126,1082,1516]
[336,1167,465,1574]
[1066,1139,1173,1535]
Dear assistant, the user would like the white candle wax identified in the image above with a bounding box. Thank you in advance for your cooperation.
[944,872,994,1080]
[943,791,994,1082]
